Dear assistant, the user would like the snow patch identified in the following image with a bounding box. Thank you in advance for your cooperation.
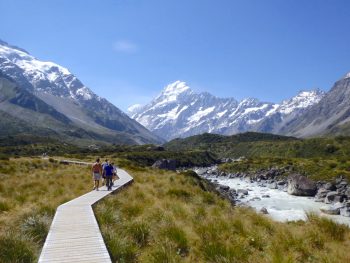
[216,110,227,118]
[188,106,215,123]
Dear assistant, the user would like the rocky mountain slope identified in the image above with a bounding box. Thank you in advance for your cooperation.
[281,73,350,137]
[129,81,325,140]
[0,39,163,145]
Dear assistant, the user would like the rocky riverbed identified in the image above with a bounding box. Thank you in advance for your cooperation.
[194,166,350,226]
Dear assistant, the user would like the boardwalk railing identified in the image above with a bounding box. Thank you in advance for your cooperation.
[39,160,133,262]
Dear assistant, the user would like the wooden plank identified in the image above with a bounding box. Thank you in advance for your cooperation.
[39,165,133,263]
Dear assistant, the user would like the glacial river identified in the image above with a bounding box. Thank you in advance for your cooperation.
[206,176,350,226]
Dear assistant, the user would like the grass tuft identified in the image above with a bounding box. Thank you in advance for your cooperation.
[0,233,35,263]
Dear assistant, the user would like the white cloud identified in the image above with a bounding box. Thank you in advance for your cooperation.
[113,40,138,53]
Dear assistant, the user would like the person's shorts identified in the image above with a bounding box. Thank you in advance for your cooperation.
[93,172,101,180]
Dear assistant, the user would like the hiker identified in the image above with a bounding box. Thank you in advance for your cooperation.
[101,159,108,186]
[91,158,102,191]
[111,162,119,185]
[103,161,114,191]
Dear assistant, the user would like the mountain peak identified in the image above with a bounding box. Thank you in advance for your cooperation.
[343,72,350,79]
[162,80,190,96]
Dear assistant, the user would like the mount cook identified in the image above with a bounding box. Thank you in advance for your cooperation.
[128,80,344,141]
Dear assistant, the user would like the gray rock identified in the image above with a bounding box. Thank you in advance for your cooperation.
[320,202,344,215]
[287,174,317,196]
[324,182,336,191]
[219,185,230,191]
[277,180,286,186]
[152,159,176,170]
[325,191,345,204]
[262,194,270,198]
[260,207,269,214]
[237,189,249,195]
[315,188,330,200]
[340,207,350,217]
[196,168,208,175]
[345,187,350,197]
[250,197,261,201]
[268,182,277,189]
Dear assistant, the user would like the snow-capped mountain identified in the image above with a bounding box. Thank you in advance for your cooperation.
[0,39,162,145]
[280,72,350,137]
[128,81,325,140]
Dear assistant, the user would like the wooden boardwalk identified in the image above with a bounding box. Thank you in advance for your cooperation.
[39,160,133,263]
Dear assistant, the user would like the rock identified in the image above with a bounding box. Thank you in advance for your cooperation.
[219,185,230,191]
[287,174,317,196]
[262,194,270,198]
[260,207,269,214]
[152,159,176,171]
[277,180,286,186]
[324,182,336,191]
[250,197,261,201]
[335,176,344,185]
[340,207,350,217]
[268,182,277,189]
[345,187,350,197]
[320,202,344,215]
[314,198,325,202]
[325,191,345,204]
[237,189,248,195]
[196,168,208,175]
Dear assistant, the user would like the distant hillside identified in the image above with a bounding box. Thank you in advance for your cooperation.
[164,132,350,159]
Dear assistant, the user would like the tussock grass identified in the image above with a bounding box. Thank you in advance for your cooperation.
[95,167,350,263]
[0,157,92,261]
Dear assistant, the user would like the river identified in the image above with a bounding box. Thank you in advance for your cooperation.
[205,175,350,226]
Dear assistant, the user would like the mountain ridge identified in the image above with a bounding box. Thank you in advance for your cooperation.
[129,81,325,140]
[0,39,163,145]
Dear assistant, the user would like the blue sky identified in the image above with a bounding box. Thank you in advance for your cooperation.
[1,0,350,111]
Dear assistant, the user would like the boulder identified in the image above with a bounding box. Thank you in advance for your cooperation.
[287,174,317,196]
[237,189,249,195]
[325,191,345,204]
[268,182,277,189]
[196,168,208,176]
[250,197,261,201]
[320,202,344,215]
[262,194,270,198]
[260,207,269,214]
[277,180,286,186]
[219,185,230,191]
[152,159,176,171]
[324,182,336,191]
[340,207,350,217]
